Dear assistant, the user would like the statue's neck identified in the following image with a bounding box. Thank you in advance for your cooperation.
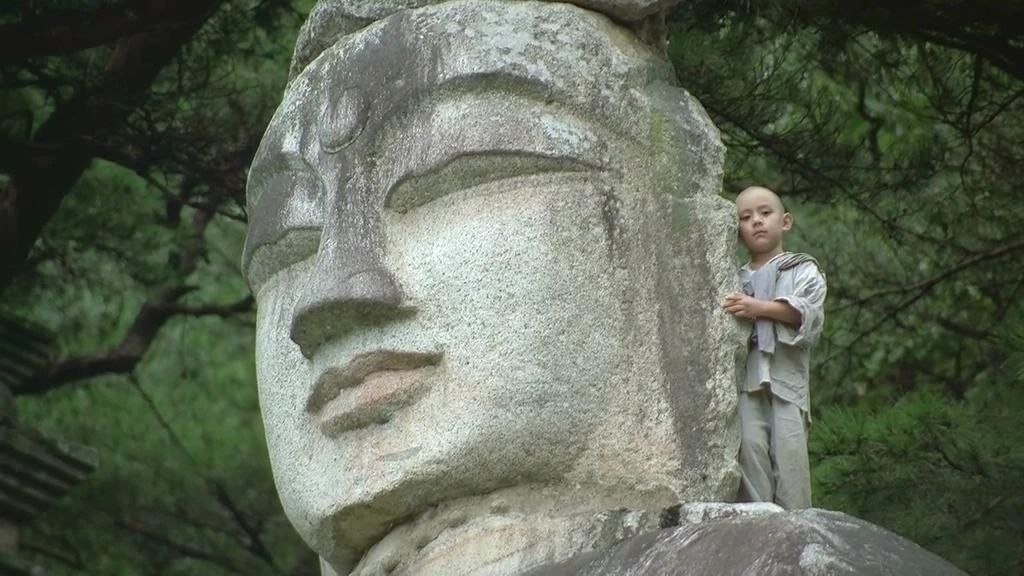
[340,485,674,576]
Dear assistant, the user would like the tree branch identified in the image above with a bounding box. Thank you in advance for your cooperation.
[835,238,1024,309]
[11,203,251,397]
[824,238,1024,363]
[0,0,226,292]
[0,0,185,62]
[131,376,280,571]
[18,538,84,571]
[16,296,254,396]
[209,481,281,570]
[681,0,1024,81]
[160,297,255,318]
[118,518,247,574]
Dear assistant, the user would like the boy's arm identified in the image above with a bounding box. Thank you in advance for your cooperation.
[721,295,801,326]
[755,299,802,327]
[773,262,827,349]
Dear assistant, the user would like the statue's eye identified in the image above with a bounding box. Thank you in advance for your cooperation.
[243,170,324,293]
[246,229,321,295]
[384,152,595,213]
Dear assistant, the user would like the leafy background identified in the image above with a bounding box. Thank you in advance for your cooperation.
[2,1,1022,574]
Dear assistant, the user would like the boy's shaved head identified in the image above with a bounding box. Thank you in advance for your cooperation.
[737,186,785,212]
[735,185,792,261]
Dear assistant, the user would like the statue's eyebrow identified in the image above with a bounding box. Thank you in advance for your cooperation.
[242,151,323,283]
[369,88,608,210]
[247,149,318,205]
[424,71,606,130]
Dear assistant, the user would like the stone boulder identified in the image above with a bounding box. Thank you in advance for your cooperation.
[524,504,968,576]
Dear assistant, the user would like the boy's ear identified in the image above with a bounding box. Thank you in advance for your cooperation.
[782,212,794,231]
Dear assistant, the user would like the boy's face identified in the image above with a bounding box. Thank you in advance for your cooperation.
[736,187,792,256]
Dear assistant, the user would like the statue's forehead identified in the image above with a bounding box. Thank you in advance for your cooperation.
[256,0,669,178]
[290,0,674,80]
[243,1,674,281]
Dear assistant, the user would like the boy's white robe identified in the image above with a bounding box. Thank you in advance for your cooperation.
[739,254,827,414]
[737,252,827,509]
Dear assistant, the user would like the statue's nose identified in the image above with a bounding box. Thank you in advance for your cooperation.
[289,173,403,357]
[290,262,403,357]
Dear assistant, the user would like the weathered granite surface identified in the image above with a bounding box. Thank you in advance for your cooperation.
[523,505,969,576]
[289,0,682,79]
[245,0,741,573]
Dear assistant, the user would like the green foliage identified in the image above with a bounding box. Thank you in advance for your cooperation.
[810,308,1024,575]
[9,169,319,571]
[668,4,1024,573]
[812,379,1024,575]
[18,315,299,575]
[3,1,316,573]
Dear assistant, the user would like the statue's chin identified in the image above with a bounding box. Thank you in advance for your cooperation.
[277,424,586,572]
[347,484,681,576]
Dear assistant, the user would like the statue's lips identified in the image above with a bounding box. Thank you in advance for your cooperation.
[307,350,442,436]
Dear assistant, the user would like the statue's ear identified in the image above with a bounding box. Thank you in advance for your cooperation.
[320,557,341,576]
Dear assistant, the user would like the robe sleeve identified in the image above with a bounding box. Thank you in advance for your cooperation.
[773,261,827,349]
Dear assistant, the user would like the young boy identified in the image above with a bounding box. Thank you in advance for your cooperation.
[722,186,826,509]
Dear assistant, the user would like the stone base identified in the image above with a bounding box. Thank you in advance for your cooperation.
[524,505,967,576]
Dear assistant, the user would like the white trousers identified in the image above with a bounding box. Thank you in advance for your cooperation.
[738,388,811,509]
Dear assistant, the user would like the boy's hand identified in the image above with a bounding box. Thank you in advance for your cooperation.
[722,292,762,319]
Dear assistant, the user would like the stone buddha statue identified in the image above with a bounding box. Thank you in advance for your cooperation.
[243,2,972,575]
[243,0,741,573]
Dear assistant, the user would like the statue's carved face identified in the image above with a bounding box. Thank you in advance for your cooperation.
[244,0,729,569]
